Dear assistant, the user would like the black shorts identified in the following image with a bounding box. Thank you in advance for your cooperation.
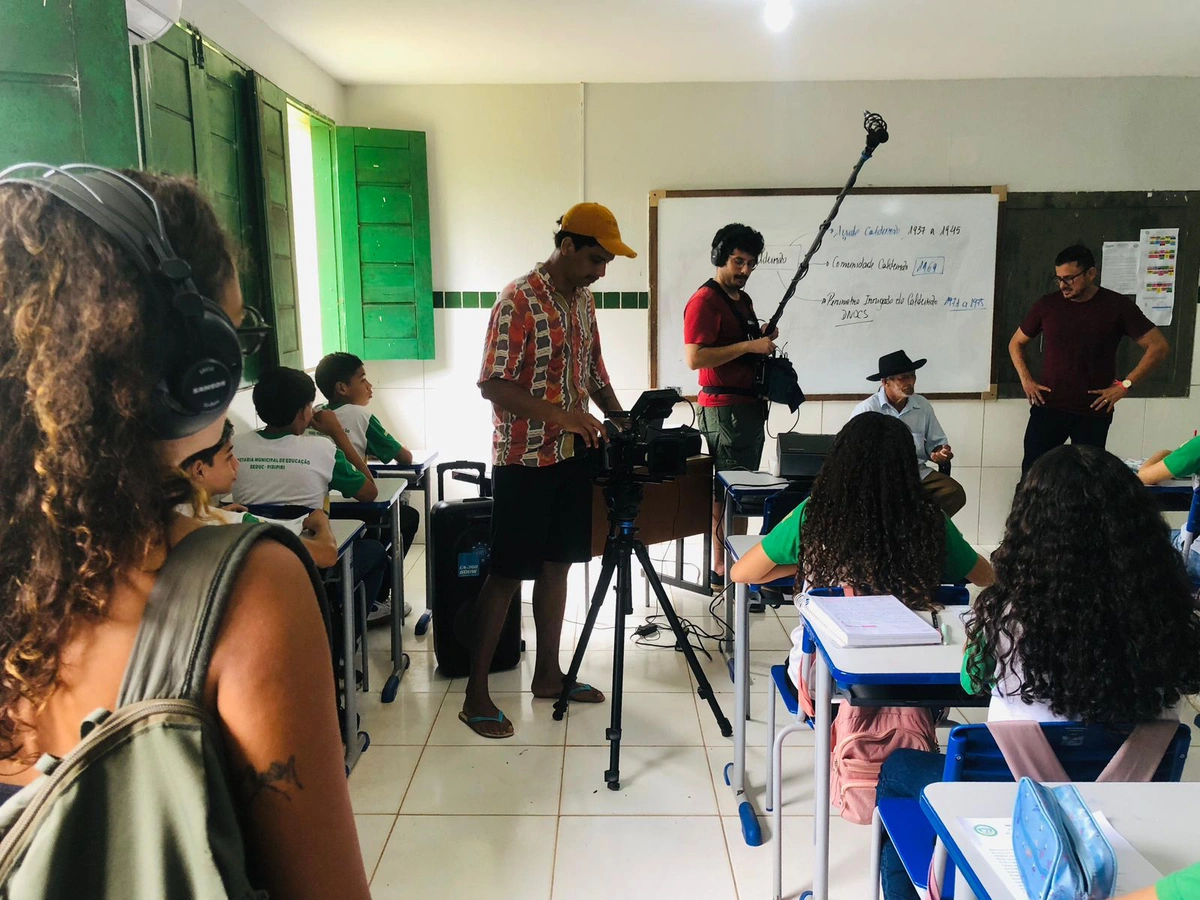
[489,456,593,580]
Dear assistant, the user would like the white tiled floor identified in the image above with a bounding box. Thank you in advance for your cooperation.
[350,545,1200,899]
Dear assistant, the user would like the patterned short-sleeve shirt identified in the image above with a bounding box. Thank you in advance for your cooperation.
[479,263,611,467]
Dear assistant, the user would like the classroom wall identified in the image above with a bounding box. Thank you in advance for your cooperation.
[322,77,1200,541]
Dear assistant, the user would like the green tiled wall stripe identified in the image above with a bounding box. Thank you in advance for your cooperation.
[433,291,648,310]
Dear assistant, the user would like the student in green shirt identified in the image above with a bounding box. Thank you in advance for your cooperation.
[314,352,420,553]
[731,411,993,597]
[1139,435,1200,580]
[877,445,1200,900]
[179,418,338,568]
[732,412,994,698]
[1127,863,1200,900]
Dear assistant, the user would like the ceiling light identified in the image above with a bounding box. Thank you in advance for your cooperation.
[764,0,793,33]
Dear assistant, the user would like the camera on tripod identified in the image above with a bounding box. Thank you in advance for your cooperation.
[589,388,703,482]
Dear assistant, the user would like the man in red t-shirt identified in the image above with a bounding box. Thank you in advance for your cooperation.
[1008,244,1169,474]
[683,223,777,585]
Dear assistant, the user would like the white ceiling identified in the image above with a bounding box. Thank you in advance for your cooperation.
[233,0,1200,85]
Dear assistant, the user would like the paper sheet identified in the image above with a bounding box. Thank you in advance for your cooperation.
[1136,227,1180,326]
[958,812,1161,898]
[1102,241,1141,295]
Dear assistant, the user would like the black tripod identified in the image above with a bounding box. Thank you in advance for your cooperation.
[553,477,732,790]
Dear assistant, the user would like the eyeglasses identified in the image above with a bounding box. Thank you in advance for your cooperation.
[236,305,272,358]
[1053,271,1088,286]
[730,257,758,270]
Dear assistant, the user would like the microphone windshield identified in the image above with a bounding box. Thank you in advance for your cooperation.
[864,110,889,147]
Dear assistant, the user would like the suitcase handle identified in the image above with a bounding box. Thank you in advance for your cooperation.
[436,461,491,498]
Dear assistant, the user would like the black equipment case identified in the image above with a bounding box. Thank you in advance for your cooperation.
[428,461,522,677]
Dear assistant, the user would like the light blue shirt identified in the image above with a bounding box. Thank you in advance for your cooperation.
[851,386,948,481]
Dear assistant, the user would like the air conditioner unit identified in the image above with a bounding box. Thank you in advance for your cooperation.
[126,0,183,45]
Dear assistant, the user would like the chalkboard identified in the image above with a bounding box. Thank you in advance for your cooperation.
[993,191,1199,398]
[650,187,1002,398]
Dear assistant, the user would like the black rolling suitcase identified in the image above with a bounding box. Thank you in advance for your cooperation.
[429,461,523,677]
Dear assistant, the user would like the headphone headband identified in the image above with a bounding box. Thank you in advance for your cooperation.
[0,163,243,438]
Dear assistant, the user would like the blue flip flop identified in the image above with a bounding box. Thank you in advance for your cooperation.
[563,682,604,704]
[458,709,513,739]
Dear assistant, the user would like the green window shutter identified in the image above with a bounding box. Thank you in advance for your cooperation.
[251,74,303,368]
[308,116,345,355]
[0,0,138,168]
[134,25,205,176]
[335,127,434,360]
[135,27,269,381]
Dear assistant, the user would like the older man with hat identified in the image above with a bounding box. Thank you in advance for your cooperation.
[464,202,635,738]
[851,349,965,516]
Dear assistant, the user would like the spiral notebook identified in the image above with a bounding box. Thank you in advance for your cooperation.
[802,594,941,648]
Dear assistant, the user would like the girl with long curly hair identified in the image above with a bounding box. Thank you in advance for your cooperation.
[876,444,1200,900]
[730,411,994,688]
[0,170,369,899]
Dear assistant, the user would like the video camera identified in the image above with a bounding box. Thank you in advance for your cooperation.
[590,388,702,482]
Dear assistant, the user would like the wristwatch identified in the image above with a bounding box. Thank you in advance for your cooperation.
[1119,378,1132,390]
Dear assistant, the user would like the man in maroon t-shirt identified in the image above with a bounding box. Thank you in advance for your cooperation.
[683,223,777,584]
[1008,244,1169,474]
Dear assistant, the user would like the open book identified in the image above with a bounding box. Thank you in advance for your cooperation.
[802,594,941,648]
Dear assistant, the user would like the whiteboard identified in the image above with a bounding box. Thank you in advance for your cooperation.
[652,190,1001,396]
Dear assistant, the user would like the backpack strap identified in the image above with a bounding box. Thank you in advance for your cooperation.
[1096,720,1179,782]
[116,523,326,706]
[985,721,1070,782]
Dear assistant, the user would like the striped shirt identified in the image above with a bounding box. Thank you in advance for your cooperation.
[478,264,610,467]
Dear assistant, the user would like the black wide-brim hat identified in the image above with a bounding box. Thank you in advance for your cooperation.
[867,350,927,381]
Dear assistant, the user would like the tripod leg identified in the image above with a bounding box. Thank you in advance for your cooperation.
[604,542,631,790]
[633,541,733,738]
[554,549,617,722]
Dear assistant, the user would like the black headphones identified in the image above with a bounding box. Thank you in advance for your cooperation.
[710,232,729,267]
[0,164,242,439]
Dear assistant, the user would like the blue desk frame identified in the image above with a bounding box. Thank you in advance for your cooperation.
[329,519,368,772]
[369,451,438,636]
[329,478,411,703]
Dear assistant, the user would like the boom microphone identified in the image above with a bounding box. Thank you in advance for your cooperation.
[754,112,891,410]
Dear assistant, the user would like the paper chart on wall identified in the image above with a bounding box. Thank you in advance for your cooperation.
[1137,227,1179,326]
[1101,241,1140,295]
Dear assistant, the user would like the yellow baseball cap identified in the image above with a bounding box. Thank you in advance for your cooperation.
[559,202,637,259]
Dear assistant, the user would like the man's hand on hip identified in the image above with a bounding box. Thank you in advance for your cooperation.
[1088,382,1128,412]
[559,409,607,449]
[1020,377,1051,406]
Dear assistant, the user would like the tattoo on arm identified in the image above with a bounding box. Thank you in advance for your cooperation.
[241,754,305,804]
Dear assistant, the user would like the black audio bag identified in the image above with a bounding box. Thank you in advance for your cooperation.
[428,462,522,678]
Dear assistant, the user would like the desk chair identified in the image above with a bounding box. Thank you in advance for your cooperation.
[246,504,372,741]
[765,585,973,900]
[754,488,809,611]
[870,721,1191,900]
[764,586,972,815]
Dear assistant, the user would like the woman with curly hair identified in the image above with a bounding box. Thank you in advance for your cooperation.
[876,444,1200,900]
[730,411,994,688]
[0,170,369,898]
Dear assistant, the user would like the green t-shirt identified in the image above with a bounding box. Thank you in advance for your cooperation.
[1158,862,1200,900]
[365,414,402,463]
[759,497,979,584]
[1164,435,1200,479]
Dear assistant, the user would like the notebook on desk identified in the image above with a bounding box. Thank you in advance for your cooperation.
[802,594,942,648]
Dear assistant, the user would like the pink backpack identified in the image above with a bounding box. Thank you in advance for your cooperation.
[793,608,938,825]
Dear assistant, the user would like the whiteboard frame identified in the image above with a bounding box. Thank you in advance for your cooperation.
[649,185,1008,401]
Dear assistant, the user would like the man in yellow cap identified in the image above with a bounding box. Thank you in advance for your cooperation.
[463,202,635,738]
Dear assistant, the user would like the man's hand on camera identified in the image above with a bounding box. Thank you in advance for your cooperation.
[560,409,607,448]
